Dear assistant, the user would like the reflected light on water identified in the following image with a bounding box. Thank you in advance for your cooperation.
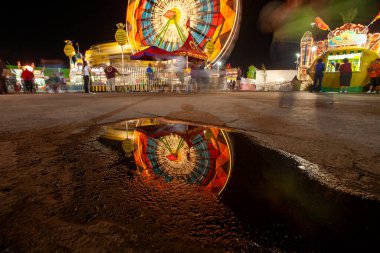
[100,118,233,195]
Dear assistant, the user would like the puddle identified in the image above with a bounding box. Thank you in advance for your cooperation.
[98,118,380,252]
[99,118,232,195]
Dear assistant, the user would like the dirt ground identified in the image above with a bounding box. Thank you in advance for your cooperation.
[0,92,379,252]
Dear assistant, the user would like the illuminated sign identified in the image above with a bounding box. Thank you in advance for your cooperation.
[329,31,367,47]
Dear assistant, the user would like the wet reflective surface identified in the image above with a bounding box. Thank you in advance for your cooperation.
[97,118,380,252]
[100,118,232,195]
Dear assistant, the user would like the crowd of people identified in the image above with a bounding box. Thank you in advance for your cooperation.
[0,57,69,94]
[1,56,380,95]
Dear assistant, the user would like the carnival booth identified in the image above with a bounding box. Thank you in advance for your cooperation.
[300,13,380,92]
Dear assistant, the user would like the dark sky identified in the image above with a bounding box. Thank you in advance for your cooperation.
[1,0,380,70]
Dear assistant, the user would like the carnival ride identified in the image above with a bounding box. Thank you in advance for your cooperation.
[126,0,242,65]
[82,0,242,92]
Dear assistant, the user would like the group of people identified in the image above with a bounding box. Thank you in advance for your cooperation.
[82,61,122,93]
[1,57,42,94]
[3,57,380,95]
[46,72,66,93]
[313,57,352,93]
[225,67,242,91]
[313,57,380,94]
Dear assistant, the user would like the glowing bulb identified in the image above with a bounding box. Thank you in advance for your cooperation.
[25,66,34,72]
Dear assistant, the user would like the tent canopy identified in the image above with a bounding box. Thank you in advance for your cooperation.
[171,35,208,61]
[130,46,174,61]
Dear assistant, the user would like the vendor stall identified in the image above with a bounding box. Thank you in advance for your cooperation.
[300,14,380,92]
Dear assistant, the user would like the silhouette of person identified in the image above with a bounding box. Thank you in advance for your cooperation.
[104,63,120,92]
[83,61,91,93]
[313,58,325,92]
[339,58,352,93]
[0,58,7,94]
[21,66,35,93]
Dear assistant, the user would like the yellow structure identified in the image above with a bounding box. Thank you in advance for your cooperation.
[63,40,75,58]
[309,47,379,92]
[301,22,380,92]
[85,42,133,67]
[115,23,128,46]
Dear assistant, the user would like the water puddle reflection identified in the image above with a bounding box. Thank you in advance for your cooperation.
[99,118,232,195]
[97,118,380,252]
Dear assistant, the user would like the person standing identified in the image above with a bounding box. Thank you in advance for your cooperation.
[367,58,380,94]
[83,61,91,93]
[313,58,325,92]
[0,58,7,94]
[146,63,154,91]
[339,58,352,93]
[57,72,66,93]
[104,64,120,92]
[21,67,35,93]
[236,67,242,90]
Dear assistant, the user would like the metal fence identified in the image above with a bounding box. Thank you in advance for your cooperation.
[90,66,226,93]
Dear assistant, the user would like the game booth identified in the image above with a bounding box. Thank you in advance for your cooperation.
[299,13,380,92]
[5,64,71,93]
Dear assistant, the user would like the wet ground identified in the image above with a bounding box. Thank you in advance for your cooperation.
[0,122,265,252]
[1,92,380,252]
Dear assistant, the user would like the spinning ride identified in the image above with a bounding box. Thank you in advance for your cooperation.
[126,0,242,65]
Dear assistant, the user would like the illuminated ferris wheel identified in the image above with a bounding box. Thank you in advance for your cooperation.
[126,0,242,64]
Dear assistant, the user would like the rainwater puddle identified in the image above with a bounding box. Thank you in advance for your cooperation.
[98,118,380,252]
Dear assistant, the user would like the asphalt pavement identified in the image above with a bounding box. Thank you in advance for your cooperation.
[1,91,379,200]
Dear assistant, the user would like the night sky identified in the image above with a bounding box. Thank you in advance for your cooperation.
[1,0,380,71]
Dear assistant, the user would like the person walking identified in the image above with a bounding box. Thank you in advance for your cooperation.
[190,64,199,92]
[83,61,91,93]
[339,58,352,93]
[367,58,380,94]
[21,66,35,93]
[104,64,120,92]
[0,58,7,94]
[313,58,325,92]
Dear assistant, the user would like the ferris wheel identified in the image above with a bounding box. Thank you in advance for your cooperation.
[126,0,242,64]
